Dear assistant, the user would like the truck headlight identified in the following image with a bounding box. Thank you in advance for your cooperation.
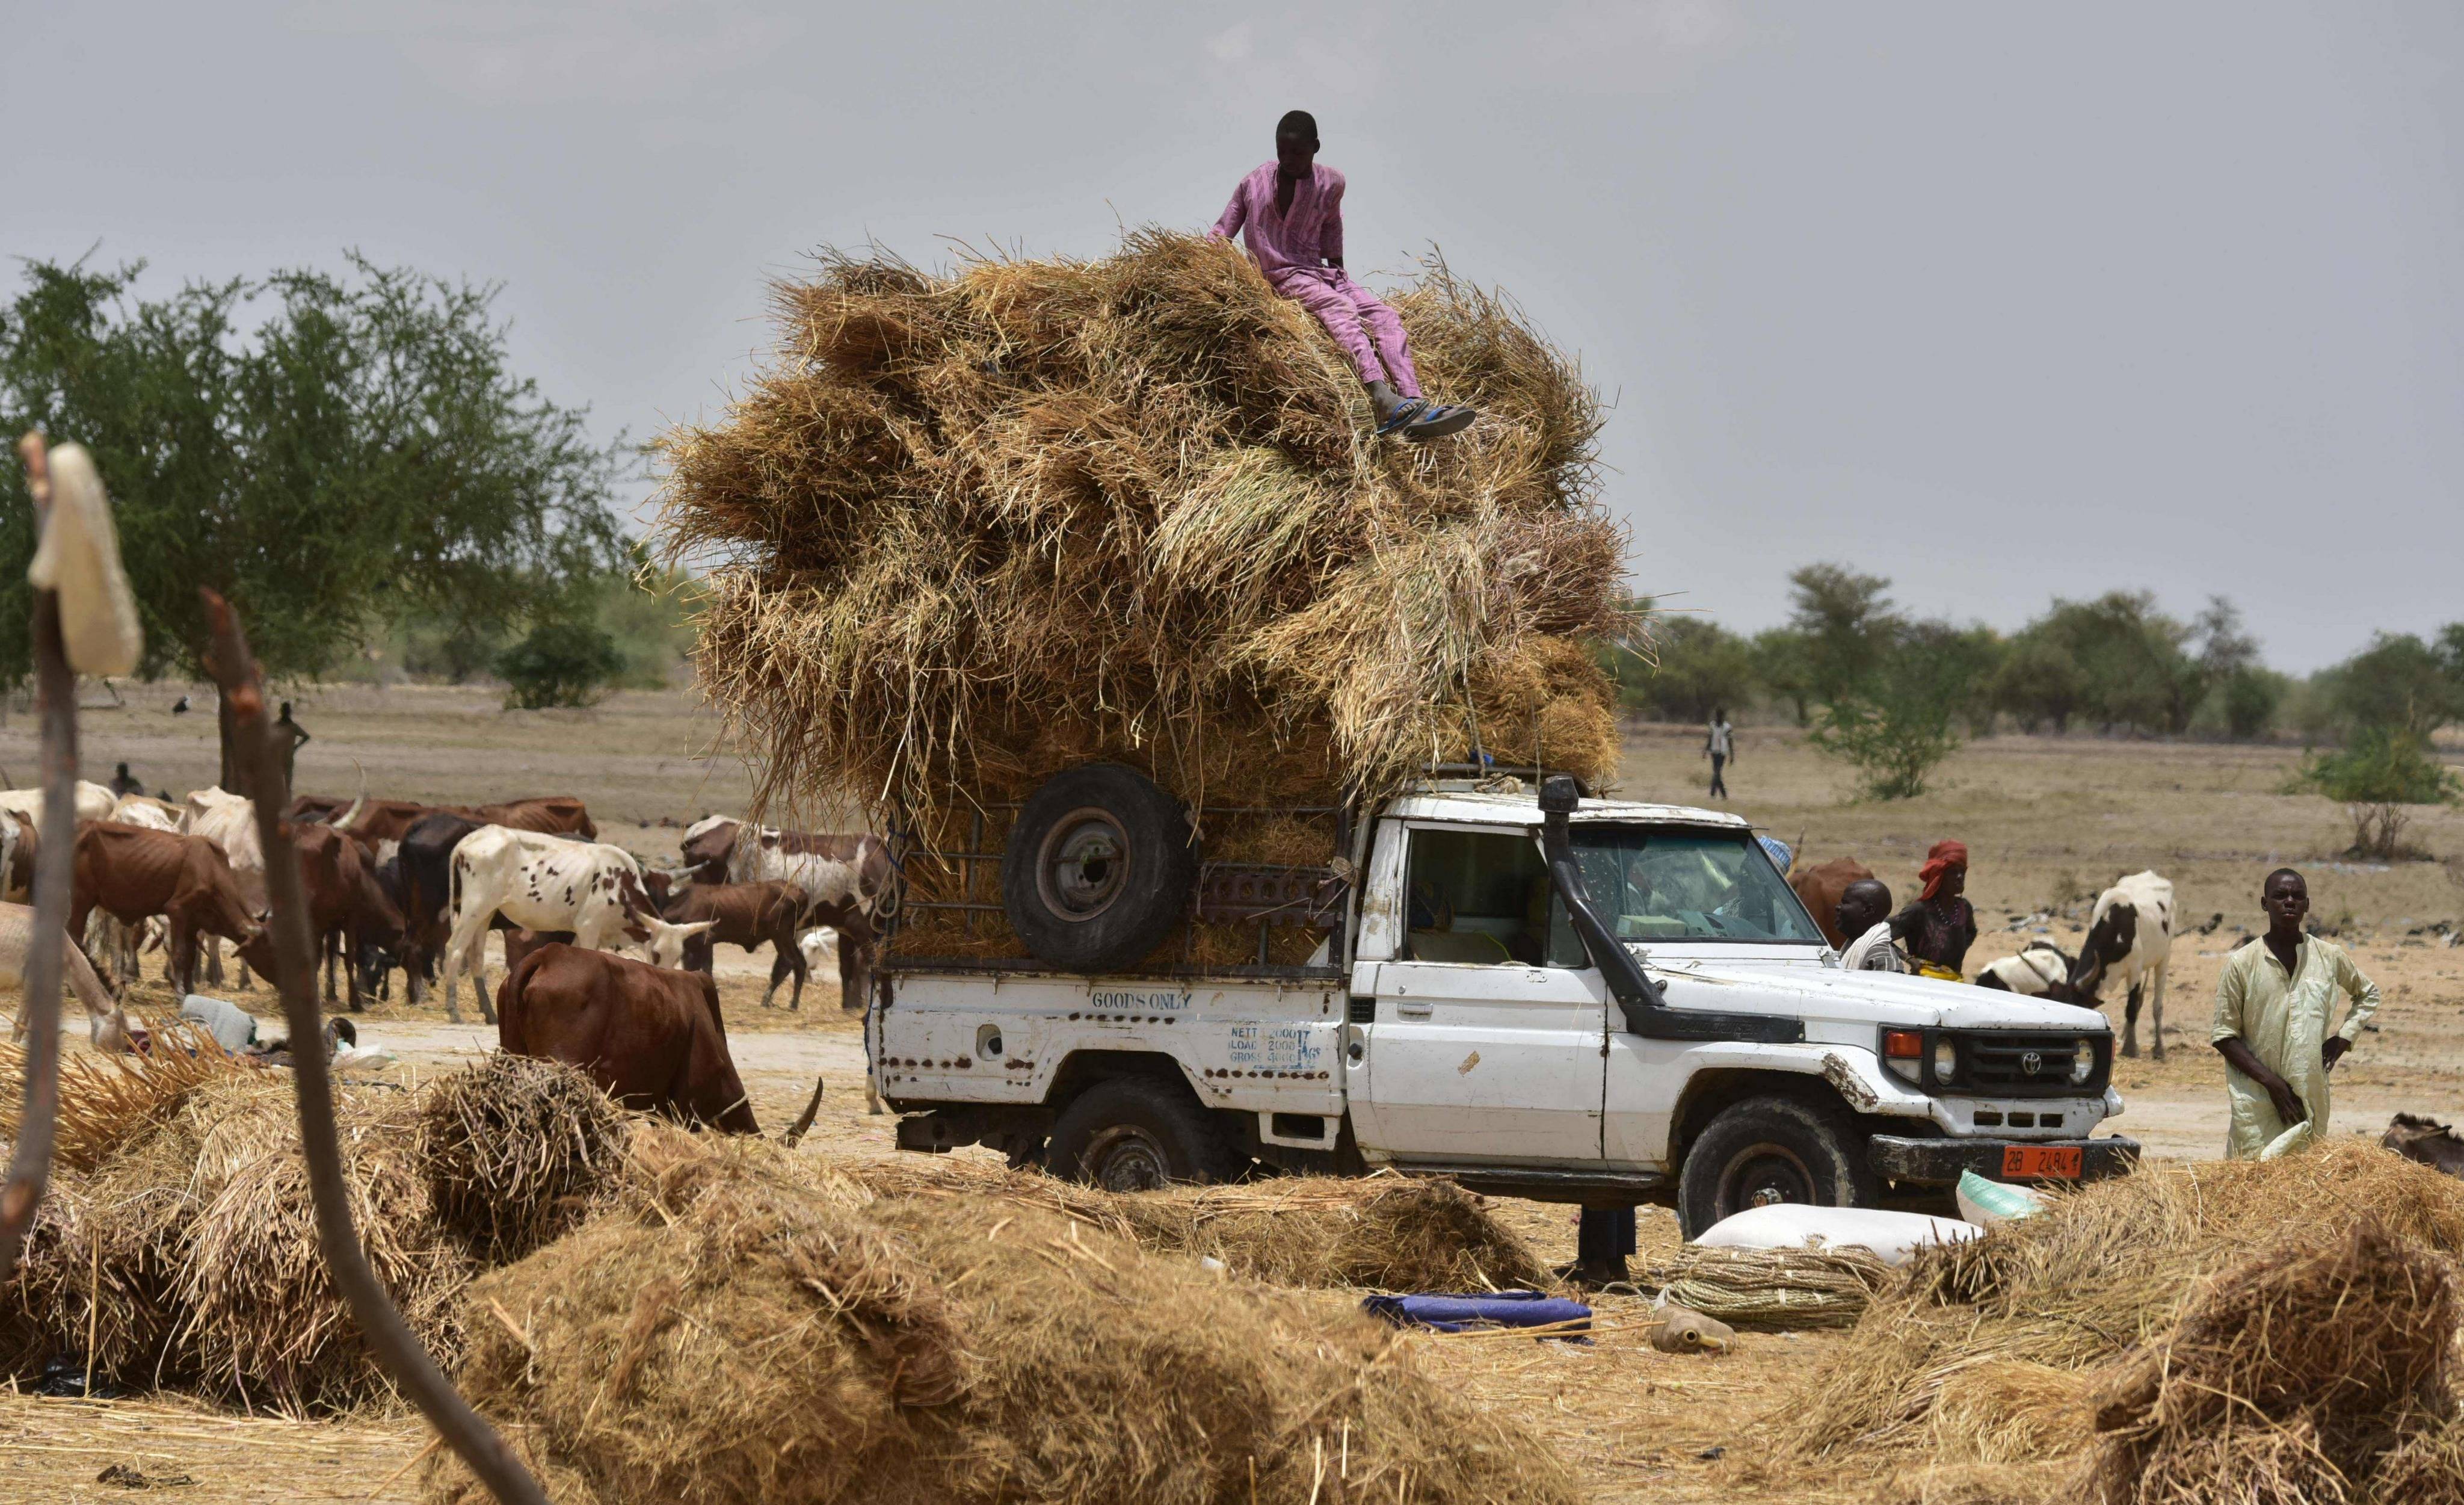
[1932,1037,1958,1083]
[2072,1040,2096,1085]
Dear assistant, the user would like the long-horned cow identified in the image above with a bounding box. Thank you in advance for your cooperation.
[496,942,757,1133]
[2067,870,2175,1059]
[437,826,712,1025]
[1975,940,2078,1000]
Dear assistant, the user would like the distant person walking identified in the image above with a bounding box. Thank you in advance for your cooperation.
[1210,111,1476,442]
[1893,839,1977,977]
[273,701,310,791]
[2211,868,2380,1160]
[1704,710,1734,799]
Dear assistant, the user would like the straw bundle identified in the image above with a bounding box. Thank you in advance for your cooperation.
[654,233,1626,827]
[0,1025,251,1173]
[419,1052,629,1262]
[2086,1216,2457,1504]
[1639,1243,1891,1329]
[1782,1142,2464,1456]
[837,1156,1548,1291]
[425,1136,1579,1505]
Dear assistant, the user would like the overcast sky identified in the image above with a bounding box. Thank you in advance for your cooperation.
[7,2,2457,672]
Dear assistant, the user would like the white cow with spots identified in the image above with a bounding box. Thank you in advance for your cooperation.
[680,816,896,926]
[438,826,713,1025]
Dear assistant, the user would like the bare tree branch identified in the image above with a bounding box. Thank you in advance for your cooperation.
[200,586,545,1505]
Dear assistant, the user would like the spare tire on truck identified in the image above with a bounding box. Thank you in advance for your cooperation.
[1000,762,1197,972]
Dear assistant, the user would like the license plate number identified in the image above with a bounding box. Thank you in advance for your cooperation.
[2003,1145,2083,1179]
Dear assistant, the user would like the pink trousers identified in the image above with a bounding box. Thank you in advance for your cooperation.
[1269,268,1423,397]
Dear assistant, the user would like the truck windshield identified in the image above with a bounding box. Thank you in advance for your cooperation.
[1564,827,1825,945]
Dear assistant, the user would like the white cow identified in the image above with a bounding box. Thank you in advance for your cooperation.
[1,901,146,1053]
[796,926,840,982]
[182,788,268,989]
[1974,940,2075,998]
[680,816,896,926]
[0,780,117,828]
[438,826,713,1025]
[2073,871,2175,1060]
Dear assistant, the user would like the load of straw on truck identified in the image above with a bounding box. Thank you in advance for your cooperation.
[656,231,1628,973]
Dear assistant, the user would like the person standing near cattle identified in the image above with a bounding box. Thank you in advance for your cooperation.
[273,702,310,791]
[2211,868,2380,1160]
[1893,839,1977,978]
[1704,709,1734,800]
[1210,111,1477,442]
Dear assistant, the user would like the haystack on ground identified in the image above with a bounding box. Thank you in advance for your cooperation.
[654,233,1626,883]
[1781,1142,2464,1457]
[425,1130,1580,1505]
[842,1157,1548,1291]
[0,1048,639,1414]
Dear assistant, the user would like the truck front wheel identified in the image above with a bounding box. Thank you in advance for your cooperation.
[1047,1077,1244,1190]
[1677,1095,1874,1239]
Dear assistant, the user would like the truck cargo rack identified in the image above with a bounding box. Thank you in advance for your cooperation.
[882,800,1360,981]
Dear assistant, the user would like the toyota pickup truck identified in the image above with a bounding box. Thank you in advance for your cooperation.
[873,771,2139,1235]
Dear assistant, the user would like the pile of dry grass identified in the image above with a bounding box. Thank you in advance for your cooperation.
[2084,1215,2458,1504]
[419,1052,629,1262]
[0,1024,251,1172]
[1782,1142,2464,1457]
[839,1156,1548,1291]
[654,233,1625,832]
[425,1133,1578,1505]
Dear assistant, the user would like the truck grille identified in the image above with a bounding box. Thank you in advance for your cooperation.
[1947,1032,2108,1096]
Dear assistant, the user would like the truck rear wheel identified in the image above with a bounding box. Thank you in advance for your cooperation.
[1677,1095,1874,1239]
[1047,1077,1243,1190]
[1001,763,1197,972]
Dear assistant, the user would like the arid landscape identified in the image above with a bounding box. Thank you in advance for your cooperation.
[1,685,2457,1502]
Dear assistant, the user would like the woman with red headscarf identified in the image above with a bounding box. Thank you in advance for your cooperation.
[1893,839,1978,975]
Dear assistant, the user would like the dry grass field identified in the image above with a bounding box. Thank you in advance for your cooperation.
[1,684,2459,1502]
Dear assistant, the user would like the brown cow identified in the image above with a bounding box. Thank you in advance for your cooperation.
[326,795,597,847]
[1789,857,1877,950]
[295,824,404,1012]
[496,942,757,1133]
[658,879,812,1009]
[70,822,274,996]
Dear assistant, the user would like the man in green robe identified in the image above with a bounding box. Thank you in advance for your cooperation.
[2209,868,2380,1160]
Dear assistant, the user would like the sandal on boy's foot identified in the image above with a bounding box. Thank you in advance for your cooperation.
[1372,398,1432,437]
[1403,403,1477,441]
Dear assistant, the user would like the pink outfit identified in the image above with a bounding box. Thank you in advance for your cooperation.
[1210,161,1422,398]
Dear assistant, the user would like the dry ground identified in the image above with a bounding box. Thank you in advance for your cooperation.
[2,687,2460,1501]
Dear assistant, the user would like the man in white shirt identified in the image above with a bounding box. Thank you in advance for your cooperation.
[1835,880,1909,973]
[1704,709,1734,799]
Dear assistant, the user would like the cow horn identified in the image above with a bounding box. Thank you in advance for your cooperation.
[781,1075,825,1148]
[336,758,369,830]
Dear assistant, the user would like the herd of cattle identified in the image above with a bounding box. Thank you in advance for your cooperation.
[0,782,893,1105]
[1788,856,2182,1058]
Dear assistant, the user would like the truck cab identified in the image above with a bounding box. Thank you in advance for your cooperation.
[876,774,2137,1235]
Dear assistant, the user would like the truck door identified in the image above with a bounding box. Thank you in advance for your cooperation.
[1350,823,1610,1164]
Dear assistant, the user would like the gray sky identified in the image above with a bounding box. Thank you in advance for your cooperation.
[8,2,2458,672]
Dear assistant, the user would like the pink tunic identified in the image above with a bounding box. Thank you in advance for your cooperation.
[1209,162,1421,397]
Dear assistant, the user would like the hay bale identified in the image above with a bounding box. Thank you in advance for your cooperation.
[837,1158,1547,1291]
[1639,1243,1890,1330]
[2085,1216,2457,1504]
[653,232,1625,836]
[418,1054,629,1262]
[425,1139,1578,1505]
[1782,1143,2464,1456]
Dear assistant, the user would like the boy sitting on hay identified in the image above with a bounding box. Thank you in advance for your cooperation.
[1212,110,1479,442]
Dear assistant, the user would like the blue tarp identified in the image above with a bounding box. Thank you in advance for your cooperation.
[1359,1290,1593,1335]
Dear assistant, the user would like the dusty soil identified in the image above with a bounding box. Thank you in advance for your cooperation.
[4,686,2460,1501]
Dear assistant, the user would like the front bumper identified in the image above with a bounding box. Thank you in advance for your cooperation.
[1868,1133,2142,1187]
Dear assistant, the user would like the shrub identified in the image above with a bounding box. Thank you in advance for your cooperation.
[495,620,624,710]
[2290,726,2462,859]
[1808,622,1974,800]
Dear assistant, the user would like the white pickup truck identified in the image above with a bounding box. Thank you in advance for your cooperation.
[873,771,2138,1235]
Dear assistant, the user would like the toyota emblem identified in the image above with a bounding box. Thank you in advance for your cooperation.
[2019,1051,2043,1077]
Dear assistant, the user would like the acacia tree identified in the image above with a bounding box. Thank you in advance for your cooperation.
[0,256,627,788]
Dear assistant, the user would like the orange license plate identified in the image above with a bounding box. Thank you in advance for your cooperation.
[2003,1145,2083,1179]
